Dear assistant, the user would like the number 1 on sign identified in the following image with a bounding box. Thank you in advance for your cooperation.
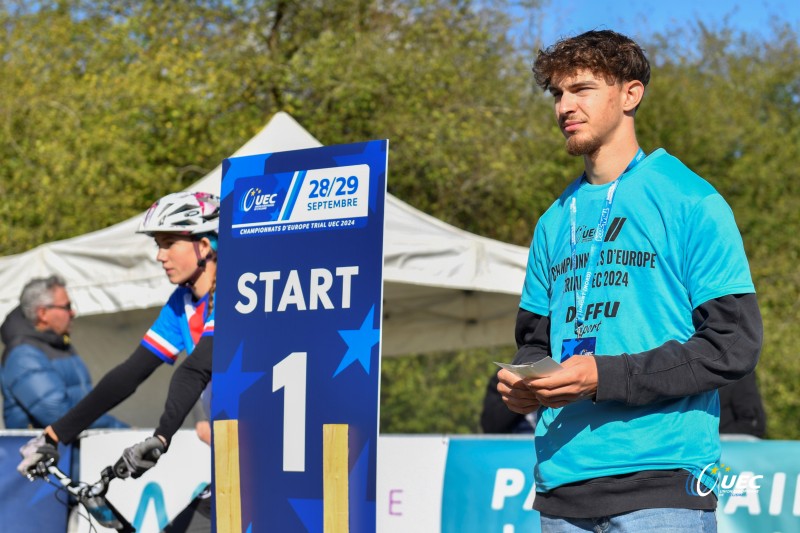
[272,352,307,472]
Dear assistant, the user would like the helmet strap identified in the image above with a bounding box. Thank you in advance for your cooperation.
[180,240,215,288]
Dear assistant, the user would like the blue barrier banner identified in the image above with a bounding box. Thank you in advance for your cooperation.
[216,140,388,532]
[441,438,800,532]
[715,440,800,532]
[442,438,540,533]
[0,434,71,533]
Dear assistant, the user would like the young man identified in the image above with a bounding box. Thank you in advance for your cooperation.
[497,30,762,532]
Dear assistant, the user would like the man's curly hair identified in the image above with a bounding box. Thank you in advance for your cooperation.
[533,30,651,91]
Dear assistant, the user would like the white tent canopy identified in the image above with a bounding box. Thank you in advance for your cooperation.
[0,112,528,427]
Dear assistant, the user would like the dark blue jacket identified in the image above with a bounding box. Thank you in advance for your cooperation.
[1,306,127,430]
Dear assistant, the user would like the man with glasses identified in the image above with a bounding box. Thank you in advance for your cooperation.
[1,275,127,431]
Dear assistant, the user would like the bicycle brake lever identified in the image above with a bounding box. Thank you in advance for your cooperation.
[27,459,53,480]
[112,457,128,479]
[113,437,164,479]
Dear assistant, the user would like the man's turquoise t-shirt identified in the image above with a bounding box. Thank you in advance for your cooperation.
[520,149,755,491]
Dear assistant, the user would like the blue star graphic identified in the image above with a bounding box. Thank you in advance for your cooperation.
[561,338,582,361]
[221,154,272,199]
[332,140,387,169]
[287,498,323,533]
[212,342,265,419]
[334,306,380,377]
[287,440,375,533]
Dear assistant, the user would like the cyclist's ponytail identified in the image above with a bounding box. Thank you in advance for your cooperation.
[208,276,216,315]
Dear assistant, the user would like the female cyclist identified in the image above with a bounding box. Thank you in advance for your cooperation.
[18,191,219,532]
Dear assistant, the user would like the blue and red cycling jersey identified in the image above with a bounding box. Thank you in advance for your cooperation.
[141,287,215,364]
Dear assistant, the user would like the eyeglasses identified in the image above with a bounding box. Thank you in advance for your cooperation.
[46,303,72,312]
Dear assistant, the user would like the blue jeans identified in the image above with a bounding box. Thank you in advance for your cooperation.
[540,508,717,533]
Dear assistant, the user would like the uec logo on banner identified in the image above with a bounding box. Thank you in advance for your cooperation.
[241,187,278,213]
[686,462,764,498]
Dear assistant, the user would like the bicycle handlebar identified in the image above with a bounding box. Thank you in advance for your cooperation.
[112,439,163,479]
[27,437,165,531]
[39,461,135,532]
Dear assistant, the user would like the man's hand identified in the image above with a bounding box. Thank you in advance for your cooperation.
[115,435,166,479]
[496,368,541,415]
[525,355,598,408]
[17,433,59,479]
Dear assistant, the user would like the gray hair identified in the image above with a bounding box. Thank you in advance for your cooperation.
[20,275,67,323]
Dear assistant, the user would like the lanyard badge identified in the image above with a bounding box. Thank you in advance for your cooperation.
[568,149,644,338]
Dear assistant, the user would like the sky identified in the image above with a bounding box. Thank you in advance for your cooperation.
[516,0,800,46]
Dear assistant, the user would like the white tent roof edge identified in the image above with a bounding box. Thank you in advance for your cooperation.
[0,112,527,321]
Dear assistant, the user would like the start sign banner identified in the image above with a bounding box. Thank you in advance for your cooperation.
[214,140,388,532]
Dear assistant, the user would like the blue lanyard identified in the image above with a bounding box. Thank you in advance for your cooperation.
[569,149,645,337]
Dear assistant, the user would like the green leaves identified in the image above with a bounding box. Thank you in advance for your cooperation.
[380,350,501,434]
[636,23,800,439]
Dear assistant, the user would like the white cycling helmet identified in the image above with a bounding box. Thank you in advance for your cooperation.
[138,192,220,236]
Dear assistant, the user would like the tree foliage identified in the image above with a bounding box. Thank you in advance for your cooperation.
[380,350,500,434]
[638,24,800,440]
[1,1,798,438]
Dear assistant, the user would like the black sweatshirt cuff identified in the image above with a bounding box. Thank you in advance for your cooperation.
[594,354,629,403]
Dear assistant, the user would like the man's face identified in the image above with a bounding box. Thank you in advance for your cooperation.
[39,286,75,336]
[548,69,627,156]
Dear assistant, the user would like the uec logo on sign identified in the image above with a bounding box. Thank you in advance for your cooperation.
[241,188,278,213]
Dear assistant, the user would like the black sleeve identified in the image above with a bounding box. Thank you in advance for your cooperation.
[51,345,163,443]
[480,373,527,433]
[595,293,762,406]
[718,371,766,437]
[154,336,213,447]
[512,308,552,364]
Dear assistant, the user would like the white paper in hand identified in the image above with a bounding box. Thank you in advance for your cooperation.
[494,358,563,379]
